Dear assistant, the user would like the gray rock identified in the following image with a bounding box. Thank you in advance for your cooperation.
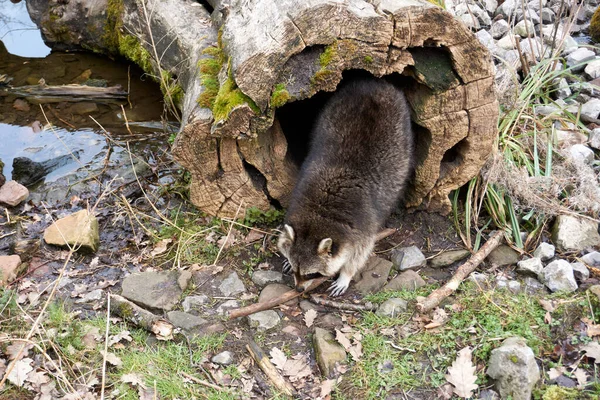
[496,276,508,290]
[219,272,246,296]
[571,262,590,281]
[490,19,510,39]
[517,257,544,277]
[514,20,535,38]
[376,298,408,318]
[566,48,596,72]
[429,249,470,268]
[0,255,22,286]
[497,34,518,50]
[556,78,571,99]
[476,29,496,52]
[585,59,600,80]
[353,257,393,294]
[508,280,522,294]
[523,277,546,294]
[259,283,296,306]
[496,0,516,18]
[552,215,600,252]
[216,299,239,316]
[247,310,280,331]
[211,351,234,366]
[487,337,540,400]
[555,130,587,147]
[391,246,426,271]
[581,251,600,267]
[43,209,100,253]
[533,242,555,261]
[580,98,600,120]
[535,104,561,116]
[299,300,319,312]
[482,0,498,13]
[182,295,210,313]
[313,327,346,378]
[69,102,98,115]
[488,245,520,267]
[0,181,29,207]
[541,8,555,23]
[167,311,208,331]
[75,288,103,303]
[515,8,540,24]
[568,144,595,164]
[563,35,579,55]
[458,13,480,30]
[479,389,501,400]
[251,270,283,287]
[317,313,344,330]
[383,270,426,291]
[469,272,490,289]
[589,128,600,150]
[122,270,192,312]
[540,260,578,293]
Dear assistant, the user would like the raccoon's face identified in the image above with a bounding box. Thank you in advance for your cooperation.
[277,224,351,288]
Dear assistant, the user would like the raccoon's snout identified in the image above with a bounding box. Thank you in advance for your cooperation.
[294,271,325,292]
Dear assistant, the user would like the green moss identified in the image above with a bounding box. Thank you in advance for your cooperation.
[197,47,224,109]
[364,55,373,64]
[212,69,260,122]
[320,42,337,67]
[103,0,124,53]
[270,83,291,108]
[541,386,580,400]
[311,69,334,85]
[591,6,600,43]
[118,34,153,74]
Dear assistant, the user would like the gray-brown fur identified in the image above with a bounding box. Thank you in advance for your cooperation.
[278,78,415,296]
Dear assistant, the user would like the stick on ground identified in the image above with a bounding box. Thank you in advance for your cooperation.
[110,294,174,340]
[247,339,295,396]
[227,276,328,319]
[416,230,504,313]
[309,294,378,312]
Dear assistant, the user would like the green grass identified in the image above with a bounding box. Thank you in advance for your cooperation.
[340,282,552,398]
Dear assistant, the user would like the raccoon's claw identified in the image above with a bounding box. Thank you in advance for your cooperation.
[282,259,292,274]
[327,275,351,297]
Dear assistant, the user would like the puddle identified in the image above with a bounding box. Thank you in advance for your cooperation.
[0,0,177,193]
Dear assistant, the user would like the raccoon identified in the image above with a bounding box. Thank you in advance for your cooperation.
[277,78,415,296]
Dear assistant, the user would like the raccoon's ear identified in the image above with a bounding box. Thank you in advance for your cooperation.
[283,224,295,241]
[318,238,333,256]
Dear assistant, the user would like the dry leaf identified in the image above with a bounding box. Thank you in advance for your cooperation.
[538,298,557,312]
[150,239,172,257]
[121,372,146,388]
[26,369,50,388]
[335,329,353,351]
[7,358,33,387]
[548,366,565,380]
[380,328,395,337]
[108,330,132,347]
[269,347,287,371]
[582,318,600,337]
[445,347,478,398]
[335,329,362,360]
[319,378,337,398]
[573,368,589,388]
[581,341,600,363]
[102,351,123,367]
[283,356,312,381]
[5,342,32,360]
[304,309,317,328]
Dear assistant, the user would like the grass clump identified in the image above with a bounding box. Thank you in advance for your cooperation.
[240,206,284,227]
[363,55,373,64]
[270,83,291,108]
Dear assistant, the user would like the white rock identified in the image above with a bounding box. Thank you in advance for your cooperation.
[211,351,234,365]
[571,262,590,281]
[491,19,510,39]
[482,0,498,14]
[563,35,579,55]
[515,9,540,24]
[476,29,496,52]
[514,20,536,37]
[533,243,555,261]
[581,251,600,267]
[497,34,518,50]
[527,0,548,11]
[590,128,600,150]
[496,0,516,18]
[566,48,596,72]
[552,215,600,252]
[568,144,595,164]
[535,104,561,116]
[517,257,544,277]
[581,98,600,120]
[584,59,600,80]
[540,260,578,293]
[458,13,480,30]
[0,181,29,207]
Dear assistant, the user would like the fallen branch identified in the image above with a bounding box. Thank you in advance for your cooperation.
[375,228,397,242]
[246,339,295,397]
[309,294,378,312]
[7,83,128,103]
[109,294,174,340]
[227,276,328,320]
[416,230,504,313]
[180,371,226,392]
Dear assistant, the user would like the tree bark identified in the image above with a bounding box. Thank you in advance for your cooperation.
[26,0,498,217]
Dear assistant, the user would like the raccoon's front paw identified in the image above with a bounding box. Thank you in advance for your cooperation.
[327,274,351,297]
[282,259,292,274]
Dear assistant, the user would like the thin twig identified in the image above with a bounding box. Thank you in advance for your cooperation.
[309,294,378,312]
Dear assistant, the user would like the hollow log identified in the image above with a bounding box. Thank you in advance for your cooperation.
[26,0,498,217]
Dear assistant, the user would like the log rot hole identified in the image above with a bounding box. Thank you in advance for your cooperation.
[440,138,469,179]
[197,0,214,13]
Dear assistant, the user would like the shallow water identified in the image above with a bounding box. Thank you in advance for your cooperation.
[0,0,175,189]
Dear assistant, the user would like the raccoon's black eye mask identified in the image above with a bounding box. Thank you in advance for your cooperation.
[301,272,324,280]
